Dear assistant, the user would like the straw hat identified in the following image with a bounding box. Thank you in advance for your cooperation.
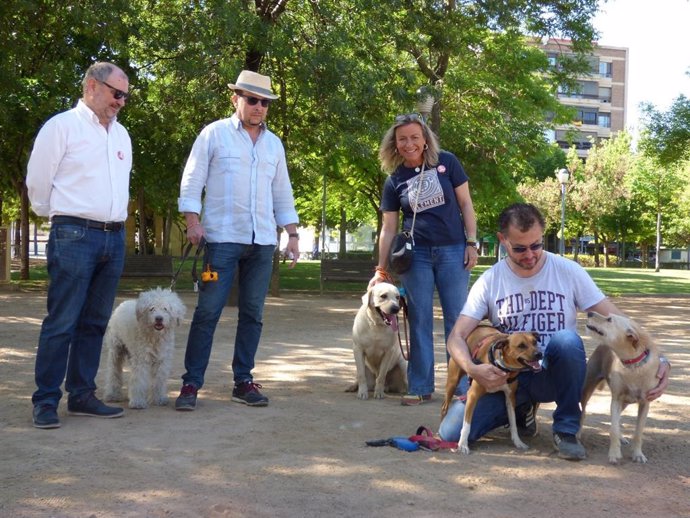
[227,70,278,100]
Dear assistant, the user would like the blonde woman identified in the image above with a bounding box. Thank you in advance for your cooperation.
[369,114,478,405]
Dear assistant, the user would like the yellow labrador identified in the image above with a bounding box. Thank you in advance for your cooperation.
[581,312,661,464]
[346,283,408,399]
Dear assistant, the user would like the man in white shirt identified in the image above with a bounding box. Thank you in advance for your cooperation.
[26,62,132,429]
[440,203,671,460]
[175,70,299,411]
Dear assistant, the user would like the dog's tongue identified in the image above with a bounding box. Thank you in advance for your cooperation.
[385,314,399,333]
[525,360,542,372]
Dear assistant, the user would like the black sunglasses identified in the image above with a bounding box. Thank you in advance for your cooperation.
[395,113,423,123]
[508,242,544,254]
[237,93,271,107]
[98,79,130,101]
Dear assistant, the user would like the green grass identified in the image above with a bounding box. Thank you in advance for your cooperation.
[8,259,690,296]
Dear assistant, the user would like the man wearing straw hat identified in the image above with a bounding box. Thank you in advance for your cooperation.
[176,70,300,410]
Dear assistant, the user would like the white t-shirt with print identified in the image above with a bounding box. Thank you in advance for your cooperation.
[461,252,605,348]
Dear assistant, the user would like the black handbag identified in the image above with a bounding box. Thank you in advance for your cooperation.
[389,231,414,274]
[388,165,424,275]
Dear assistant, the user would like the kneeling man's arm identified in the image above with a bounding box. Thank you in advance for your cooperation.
[447,315,508,390]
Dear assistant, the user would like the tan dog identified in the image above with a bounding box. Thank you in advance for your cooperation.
[581,311,661,464]
[346,283,408,399]
[441,326,542,454]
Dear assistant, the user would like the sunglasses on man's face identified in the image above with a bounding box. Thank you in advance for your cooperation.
[508,242,544,254]
[237,93,271,107]
[98,79,130,101]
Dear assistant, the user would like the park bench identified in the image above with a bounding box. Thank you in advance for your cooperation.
[121,255,174,278]
[319,258,377,293]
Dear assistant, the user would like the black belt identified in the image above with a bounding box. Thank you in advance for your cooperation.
[51,216,124,232]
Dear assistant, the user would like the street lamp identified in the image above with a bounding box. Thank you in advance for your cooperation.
[556,168,570,256]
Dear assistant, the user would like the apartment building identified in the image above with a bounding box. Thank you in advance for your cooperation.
[541,38,628,159]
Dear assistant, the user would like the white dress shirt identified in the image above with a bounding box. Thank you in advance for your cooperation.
[178,114,298,245]
[26,100,132,222]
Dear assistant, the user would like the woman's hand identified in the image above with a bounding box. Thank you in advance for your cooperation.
[464,245,478,270]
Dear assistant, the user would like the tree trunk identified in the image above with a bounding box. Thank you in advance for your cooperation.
[593,232,600,268]
[137,187,147,255]
[339,207,347,257]
[602,239,609,268]
[655,211,661,272]
[19,185,31,279]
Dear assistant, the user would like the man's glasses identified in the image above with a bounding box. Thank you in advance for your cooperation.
[508,241,544,254]
[98,80,130,101]
[237,93,271,107]
[395,113,422,123]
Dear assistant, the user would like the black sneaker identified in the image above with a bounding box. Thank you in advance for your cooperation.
[232,381,269,407]
[553,432,587,460]
[516,402,538,438]
[67,392,124,418]
[33,404,60,429]
[175,384,198,411]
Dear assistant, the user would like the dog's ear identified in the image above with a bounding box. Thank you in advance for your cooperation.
[362,290,371,306]
[531,332,540,343]
[626,326,640,347]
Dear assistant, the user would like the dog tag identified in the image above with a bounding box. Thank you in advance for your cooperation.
[193,280,199,292]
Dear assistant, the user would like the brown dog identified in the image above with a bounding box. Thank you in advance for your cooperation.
[442,326,542,454]
[581,311,661,464]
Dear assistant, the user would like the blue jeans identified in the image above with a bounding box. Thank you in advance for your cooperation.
[32,223,125,407]
[438,330,586,442]
[181,242,275,388]
[400,242,470,396]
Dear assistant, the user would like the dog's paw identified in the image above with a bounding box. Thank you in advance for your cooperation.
[631,451,648,464]
[514,439,529,450]
[154,397,169,406]
[128,400,149,409]
[608,451,622,464]
[373,389,385,399]
[357,390,369,400]
[458,443,471,455]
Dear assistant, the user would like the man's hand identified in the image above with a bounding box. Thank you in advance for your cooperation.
[186,222,204,246]
[466,362,509,391]
[646,359,671,402]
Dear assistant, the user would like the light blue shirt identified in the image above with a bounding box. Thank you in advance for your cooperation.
[178,114,298,245]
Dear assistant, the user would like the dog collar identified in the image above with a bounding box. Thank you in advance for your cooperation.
[488,339,532,374]
[622,348,651,368]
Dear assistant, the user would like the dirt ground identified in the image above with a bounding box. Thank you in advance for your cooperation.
[1,287,689,518]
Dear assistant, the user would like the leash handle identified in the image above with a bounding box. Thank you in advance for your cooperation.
[170,238,206,291]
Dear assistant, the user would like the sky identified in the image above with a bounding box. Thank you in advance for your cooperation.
[592,0,690,136]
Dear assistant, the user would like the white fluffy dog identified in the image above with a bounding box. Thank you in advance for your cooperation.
[103,287,186,409]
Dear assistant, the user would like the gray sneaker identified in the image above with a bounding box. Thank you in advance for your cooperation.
[232,381,268,407]
[67,393,124,418]
[175,384,198,411]
[553,432,586,460]
[33,404,61,429]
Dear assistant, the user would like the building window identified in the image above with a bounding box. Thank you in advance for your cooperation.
[599,61,612,78]
[575,108,598,125]
[671,250,681,260]
[598,113,611,128]
[598,87,612,102]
